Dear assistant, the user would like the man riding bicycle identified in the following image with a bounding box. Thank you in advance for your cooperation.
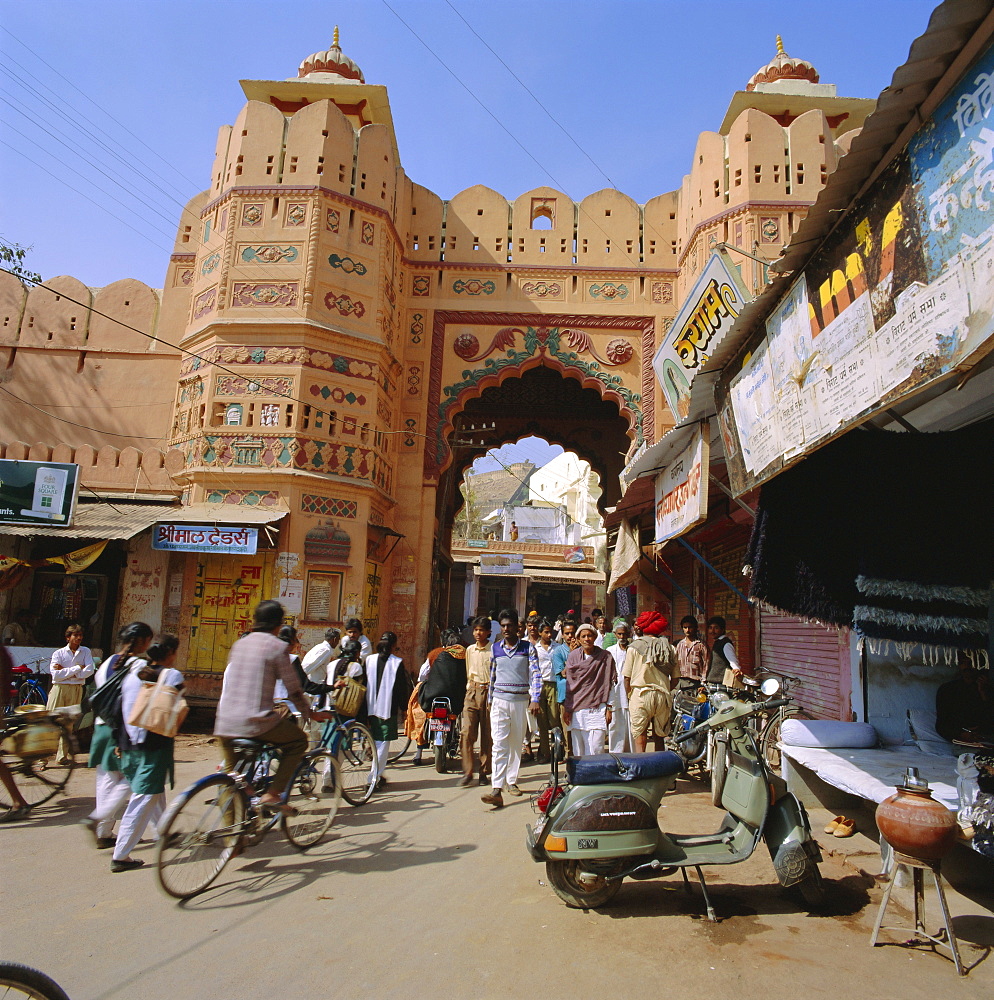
[214,600,333,810]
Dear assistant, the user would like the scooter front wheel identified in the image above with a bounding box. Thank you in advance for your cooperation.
[797,864,826,908]
[545,859,623,909]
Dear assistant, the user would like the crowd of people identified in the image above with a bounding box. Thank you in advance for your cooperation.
[406,605,745,809]
[0,600,747,855]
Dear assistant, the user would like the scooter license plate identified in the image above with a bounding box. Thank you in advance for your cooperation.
[429,719,450,732]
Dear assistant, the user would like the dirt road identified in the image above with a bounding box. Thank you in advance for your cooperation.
[2,735,991,999]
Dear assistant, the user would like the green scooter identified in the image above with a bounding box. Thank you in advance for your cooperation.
[526,697,824,920]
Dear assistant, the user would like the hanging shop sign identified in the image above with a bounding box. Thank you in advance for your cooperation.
[654,424,709,544]
[652,250,751,421]
[717,39,994,496]
[479,553,524,576]
[563,546,586,564]
[152,524,258,554]
[0,460,79,527]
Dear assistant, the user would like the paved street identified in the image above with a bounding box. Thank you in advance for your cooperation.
[3,734,993,1000]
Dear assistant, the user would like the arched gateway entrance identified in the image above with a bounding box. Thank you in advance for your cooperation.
[416,309,654,638]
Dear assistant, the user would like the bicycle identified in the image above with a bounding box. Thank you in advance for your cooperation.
[0,963,71,1000]
[0,709,76,813]
[13,660,50,707]
[155,738,342,900]
[314,712,377,806]
[755,674,810,774]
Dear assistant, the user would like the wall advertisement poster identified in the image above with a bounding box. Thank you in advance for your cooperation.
[718,40,994,495]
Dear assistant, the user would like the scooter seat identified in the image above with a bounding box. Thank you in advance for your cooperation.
[567,750,684,785]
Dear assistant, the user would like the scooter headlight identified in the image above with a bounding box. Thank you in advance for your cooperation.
[710,690,729,708]
[760,677,782,697]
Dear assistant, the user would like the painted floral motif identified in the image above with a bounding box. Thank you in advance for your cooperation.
[651,281,674,304]
[242,204,264,226]
[216,376,294,397]
[589,282,629,300]
[412,275,431,296]
[453,332,480,360]
[309,384,367,406]
[201,252,221,275]
[328,253,368,275]
[178,269,193,286]
[407,366,422,395]
[286,203,307,227]
[241,245,299,263]
[761,217,780,242]
[453,278,496,295]
[521,280,562,298]
[326,209,340,233]
[438,325,643,463]
[193,287,217,319]
[301,495,358,518]
[361,221,375,245]
[403,417,417,447]
[232,282,299,307]
[309,352,377,380]
[605,337,634,365]
[324,291,367,318]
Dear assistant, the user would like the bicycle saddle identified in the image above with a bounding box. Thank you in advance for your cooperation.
[228,737,273,751]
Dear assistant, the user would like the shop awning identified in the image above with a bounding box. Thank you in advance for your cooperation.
[0,500,178,540]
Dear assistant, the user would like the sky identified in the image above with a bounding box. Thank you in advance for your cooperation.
[0,0,939,290]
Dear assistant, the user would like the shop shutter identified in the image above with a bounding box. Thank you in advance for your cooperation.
[759,611,850,720]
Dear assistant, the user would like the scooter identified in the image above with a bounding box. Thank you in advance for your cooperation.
[527,697,824,920]
[426,697,461,774]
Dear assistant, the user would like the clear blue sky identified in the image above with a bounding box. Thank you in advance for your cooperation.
[1,0,937,288]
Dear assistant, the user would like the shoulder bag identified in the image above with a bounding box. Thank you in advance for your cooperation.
[127,667,189,738]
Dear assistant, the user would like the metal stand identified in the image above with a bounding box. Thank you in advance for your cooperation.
[695,866,718,923]
[870,852,965,976]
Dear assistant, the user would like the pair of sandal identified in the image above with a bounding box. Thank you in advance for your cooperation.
[824,815,856,837]
[1,805,30,823]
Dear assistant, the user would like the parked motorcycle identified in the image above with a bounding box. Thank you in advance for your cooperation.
[527,697,825,920]
[426,696,461,773]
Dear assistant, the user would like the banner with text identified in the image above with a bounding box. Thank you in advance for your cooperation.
[654,424,709,544]
[152,524,258,554]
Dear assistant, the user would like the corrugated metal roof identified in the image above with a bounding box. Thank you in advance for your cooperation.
[0,500,288,539]
[0,501,175,539]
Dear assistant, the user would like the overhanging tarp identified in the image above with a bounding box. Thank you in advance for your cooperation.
[0,500,175,539]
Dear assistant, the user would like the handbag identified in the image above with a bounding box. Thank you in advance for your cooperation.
[127,667,188,738]
[335,676,366,718]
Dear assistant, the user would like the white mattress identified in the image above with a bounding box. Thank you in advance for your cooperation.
[780,744,959,813]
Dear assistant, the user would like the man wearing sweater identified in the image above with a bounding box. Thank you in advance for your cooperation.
[482,609,540,809]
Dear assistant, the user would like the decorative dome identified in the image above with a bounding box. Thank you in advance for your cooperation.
[746,36,819,92]
[298,26,365,83]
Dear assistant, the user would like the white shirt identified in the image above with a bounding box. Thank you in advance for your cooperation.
[49,644,95,685]
[534,642,555,682]
[302,640,340,681]
[608,644,630,710]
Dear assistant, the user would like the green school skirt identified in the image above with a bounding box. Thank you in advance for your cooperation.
[120,737,174,794]
[88,724,121,772]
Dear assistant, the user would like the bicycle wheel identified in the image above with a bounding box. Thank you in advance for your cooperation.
[338,721,376,806]
[761,707,809,774]
[0,963,71,1000]
[0,722,73,809]
[282,750,342,849]
[386,735,411,764]
[17,682,45,708]
[156,774,246,900]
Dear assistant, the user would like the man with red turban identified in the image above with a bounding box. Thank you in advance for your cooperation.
[624,611,679,752]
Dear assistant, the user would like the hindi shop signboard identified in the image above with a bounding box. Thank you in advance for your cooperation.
[654,425,709,544]
[0,460,79,527]
[479,553,524,576]
[717,38,994,496]
[152,523,258,555]
[652,250,751,422]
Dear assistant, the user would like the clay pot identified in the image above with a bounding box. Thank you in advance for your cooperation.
[875,769,958,861]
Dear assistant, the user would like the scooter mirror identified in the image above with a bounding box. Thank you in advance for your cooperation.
[760,677,782,696]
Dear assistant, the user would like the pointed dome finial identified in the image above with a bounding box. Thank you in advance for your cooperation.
[333,25,340,48]
[746,36,819,91]
[776,34,785,56]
